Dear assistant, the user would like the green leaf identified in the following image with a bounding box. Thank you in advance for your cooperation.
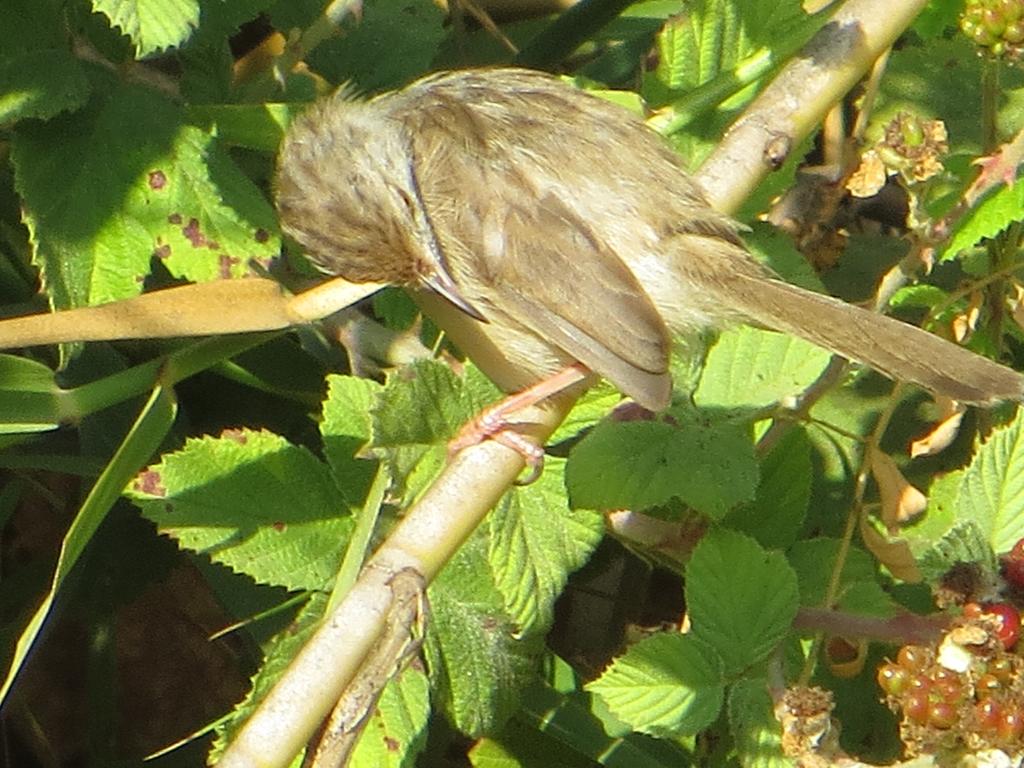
[685,529,798,675]
[916,521,1000,584]
[426,532,541,736]
[642,0,819,164]
[695,327,831,411]
[128,428,352,591]
[488,458,604,633]
[92,0,200,56]
[307,0,448,93]
[372,287,421,331]
[787,538,899,616]
[12,82,280,309]
[954,413,1024,554]
[515,680,696,768]
[566,414,757,518]
[0,355,63,433]
[190,0,278,47]
[889,283,950,311]
[548,381,623,445]
[724,426,811,549]
[728,679,792,768]
[370,361,502,506]
[912,0,963,38]
[587,633,725,737]
[186,103,299,151]
[350,664,431,768]
[321,375,382,504]
[644,0,811,99]
[373,360,489,447]
[943,180,1024,260]
[0,0,90,123]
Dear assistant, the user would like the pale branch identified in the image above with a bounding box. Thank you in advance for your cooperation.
[215,394,576,768]
[698,0,929,213]
[0,277,386,348]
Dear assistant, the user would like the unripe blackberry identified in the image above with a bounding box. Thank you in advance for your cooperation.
[961,0,1024,57]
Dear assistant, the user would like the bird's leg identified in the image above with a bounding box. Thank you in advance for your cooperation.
[448,362,591,481]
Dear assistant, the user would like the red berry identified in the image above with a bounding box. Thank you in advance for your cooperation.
[984,603,1021,649]
[998,709,1024,741]
[933,676,964,703]
[929,701,958,729]
[904,692,931,724]
[989,657,1014,682]
[976,673,1002,698]
[877,664,910,696]
[977,699,1002,731]
[897,645,928,671]
[908,674,932,695]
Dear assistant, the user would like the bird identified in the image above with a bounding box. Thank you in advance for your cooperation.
[274,67,1024,431]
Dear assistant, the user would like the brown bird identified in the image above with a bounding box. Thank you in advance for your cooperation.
[275,67,1024,425]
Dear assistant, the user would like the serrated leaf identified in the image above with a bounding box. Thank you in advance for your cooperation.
[685,529,798,675]
[566,415,757,519]
[426,533,541,736]
[321,375,382,503]
[943,180,1024,260]
[695,327,831,411]
[0,0,90,123]
[728,679,792,768]
[349,664,430,768]
[12,83,280,309]
[916,521,1000,583]
[127,429,352,590]
[587,633,725,737]
[93,0,200,56]
[488,458,603,633]
[724,426,811,549]
[642,0,819,164]
[373,360,488,447]
[645,0,809,97]
[370,362,502,506]
[955,413,1024,554]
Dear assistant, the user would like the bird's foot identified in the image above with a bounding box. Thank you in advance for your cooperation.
[447,363,590,484]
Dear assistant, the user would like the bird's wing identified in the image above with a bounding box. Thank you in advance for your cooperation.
[400,84,673,409]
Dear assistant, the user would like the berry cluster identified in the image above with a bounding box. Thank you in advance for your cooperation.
[961,0,1024,57]
[876,603,1024,755]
